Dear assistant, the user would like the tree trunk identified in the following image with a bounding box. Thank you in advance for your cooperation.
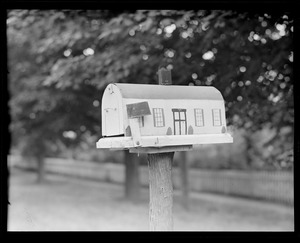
[148,152,174,231]
[124,150,140,202]
[179,152,189,210]
[36,155,46,183]
[244,133,252,168]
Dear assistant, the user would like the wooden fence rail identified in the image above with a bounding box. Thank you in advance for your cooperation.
[8,155,294,206]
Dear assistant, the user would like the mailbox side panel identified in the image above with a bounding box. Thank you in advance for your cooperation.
[191,100,227,135]
[123,98,227,137]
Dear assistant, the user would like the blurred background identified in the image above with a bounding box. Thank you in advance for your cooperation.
[7,9,294,231]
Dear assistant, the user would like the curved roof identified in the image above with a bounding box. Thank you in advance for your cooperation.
[113,83,223,100]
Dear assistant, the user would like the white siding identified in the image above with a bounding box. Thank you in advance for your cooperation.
[123,98,226,136]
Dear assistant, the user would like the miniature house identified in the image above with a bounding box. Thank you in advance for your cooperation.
[96,83,233,153]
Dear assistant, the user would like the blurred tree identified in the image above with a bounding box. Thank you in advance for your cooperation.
[90,9,293,170]
[7,10,143,196]
[8,9,293,185]
[124,152,140,201]
[7,10,104,182]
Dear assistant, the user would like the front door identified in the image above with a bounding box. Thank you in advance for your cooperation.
[172,109,187,135]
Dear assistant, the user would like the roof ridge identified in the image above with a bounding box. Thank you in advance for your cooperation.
[111,83,223,100]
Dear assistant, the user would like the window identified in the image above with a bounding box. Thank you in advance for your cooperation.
[194,109,204,127]
[153,108,165,127]
[212,109,222,126]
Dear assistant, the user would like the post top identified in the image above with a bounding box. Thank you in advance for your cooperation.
[158,68,172,85]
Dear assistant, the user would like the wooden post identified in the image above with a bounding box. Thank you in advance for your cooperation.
[147,67,174,231]
[158,68,172,85]
[148,152,174,230]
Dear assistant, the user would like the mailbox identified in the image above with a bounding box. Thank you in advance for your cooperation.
[97,83,233,153]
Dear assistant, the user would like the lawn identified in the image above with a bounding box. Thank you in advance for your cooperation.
[7,168,294,231]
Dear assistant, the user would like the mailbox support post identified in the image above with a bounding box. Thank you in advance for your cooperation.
[148,152,174,231]
[97,66,233,230]
[147,68,174,231]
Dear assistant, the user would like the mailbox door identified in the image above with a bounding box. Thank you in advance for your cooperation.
[102,84,123,136]
[105,106,120,135]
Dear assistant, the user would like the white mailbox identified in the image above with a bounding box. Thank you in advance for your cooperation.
[97,83,233,153]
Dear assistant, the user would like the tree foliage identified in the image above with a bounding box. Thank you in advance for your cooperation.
[7,10,293,169]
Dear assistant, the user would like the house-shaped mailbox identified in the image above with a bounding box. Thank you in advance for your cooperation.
[96,83,233,153]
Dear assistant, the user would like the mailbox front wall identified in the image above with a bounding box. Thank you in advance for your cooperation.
[102,84,124,136]
[122,98,227,137]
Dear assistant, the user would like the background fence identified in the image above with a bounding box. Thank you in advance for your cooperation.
[8,155,294,206]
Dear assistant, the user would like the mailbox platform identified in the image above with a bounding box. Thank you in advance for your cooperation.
[97,133,233,153]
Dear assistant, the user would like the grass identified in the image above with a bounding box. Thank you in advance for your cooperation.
[7,168,294,231]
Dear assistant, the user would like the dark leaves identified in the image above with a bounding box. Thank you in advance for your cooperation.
[8,10,293,168]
